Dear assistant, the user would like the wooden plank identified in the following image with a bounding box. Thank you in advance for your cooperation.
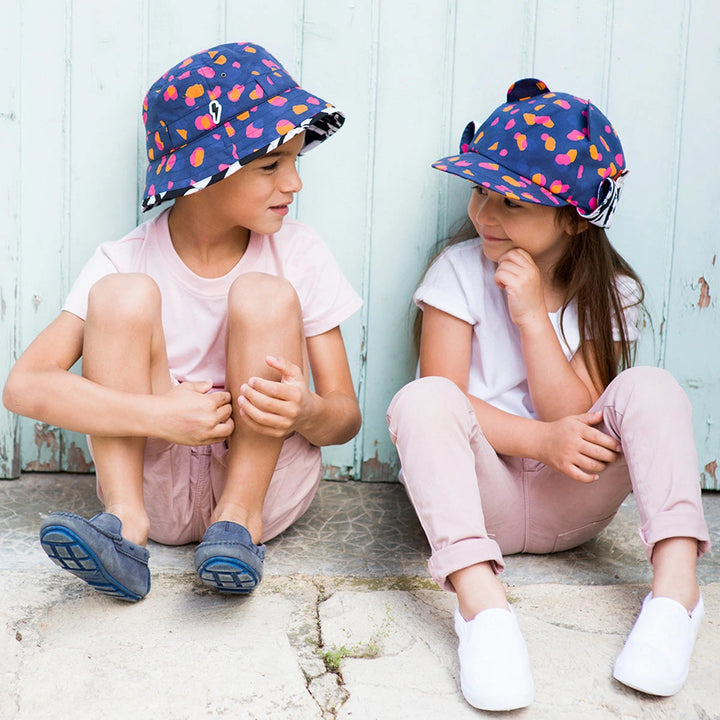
[225,0,303,76]
[57,0,146,471]
[445,1,540,238]
[533,0,612,101]
[359,0,456,480]
[0,0,22,478]
[16,0,71,472]
[662,0,720,489]
[140,0,226,221]
[5,0,720,493]
[603,1,688,367]
[297,0,377,478]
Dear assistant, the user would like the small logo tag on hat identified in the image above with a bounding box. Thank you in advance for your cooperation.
[209,100,222,124]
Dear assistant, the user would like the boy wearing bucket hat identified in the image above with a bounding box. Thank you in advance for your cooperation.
[4,42,362,601]
[387,79,710,710]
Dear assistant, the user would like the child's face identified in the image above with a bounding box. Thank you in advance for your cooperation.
[468,186,573,268]
[193,132,305,235]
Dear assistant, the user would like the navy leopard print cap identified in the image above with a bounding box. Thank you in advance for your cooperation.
[433,78,627,228]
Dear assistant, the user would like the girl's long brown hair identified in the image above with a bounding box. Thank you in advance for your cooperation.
[413,206,645,392]
[553,205,644,390]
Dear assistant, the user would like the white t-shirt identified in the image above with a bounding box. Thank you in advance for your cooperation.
[414,237,640,419]
[63,210,362,389]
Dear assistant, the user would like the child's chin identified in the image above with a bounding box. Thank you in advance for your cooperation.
[252,217,285,235]
[481,245,502,263]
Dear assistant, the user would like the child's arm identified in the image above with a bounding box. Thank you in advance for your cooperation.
[237,326,361,446]
[2,311,234,445]
[420,305,620,482]
[494,248,603,420]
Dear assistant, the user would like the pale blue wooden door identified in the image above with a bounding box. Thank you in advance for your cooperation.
[1,0,719,489]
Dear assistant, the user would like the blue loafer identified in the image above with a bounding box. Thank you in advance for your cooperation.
[194,521,265,594]
[39,512,150,602]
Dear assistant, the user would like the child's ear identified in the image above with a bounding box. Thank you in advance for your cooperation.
[560,211,588,236]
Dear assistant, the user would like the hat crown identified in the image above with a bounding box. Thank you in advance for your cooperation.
[141,41,344,211]
[435,78,626,227]
[143,42,298,161]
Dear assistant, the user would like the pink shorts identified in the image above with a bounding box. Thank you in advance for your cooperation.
[93,432,322,545]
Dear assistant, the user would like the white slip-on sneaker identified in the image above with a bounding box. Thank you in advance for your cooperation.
[612,592,704,696]
[454,605,534,711]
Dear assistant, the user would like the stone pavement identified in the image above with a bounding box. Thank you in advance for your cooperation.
[2,473,719,720]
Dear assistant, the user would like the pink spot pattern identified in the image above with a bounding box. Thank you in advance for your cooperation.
[142,41,345,211]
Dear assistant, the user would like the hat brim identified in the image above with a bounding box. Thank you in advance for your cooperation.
[142,92,344,211]
[432,151,571,208]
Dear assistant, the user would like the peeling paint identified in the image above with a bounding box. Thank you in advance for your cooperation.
[698,276,711,308]
[704,460,717,482]
[65,442,94,473]
[0,436,21,479]
[323,463,354,482]
[361,452,398,482]
[25,423,60,472]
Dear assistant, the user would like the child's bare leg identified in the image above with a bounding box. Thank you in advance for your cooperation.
[212,272,305,543]
[450,562,509,620]
[651,536,700,611]
[450,564,533,710]
[82,273,171,545]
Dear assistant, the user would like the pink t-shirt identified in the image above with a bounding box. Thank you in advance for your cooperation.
[63,210,362,389]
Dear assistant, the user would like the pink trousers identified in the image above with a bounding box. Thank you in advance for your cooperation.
[386,367,710,591]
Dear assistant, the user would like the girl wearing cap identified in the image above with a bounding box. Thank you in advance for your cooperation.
[387,79,710,711]
[3,43,362,602]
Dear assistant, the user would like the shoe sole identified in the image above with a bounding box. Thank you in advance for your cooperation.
[196,556,260,594]
[40,525,143,602]
[612,668,683,697]
[463,687,534,712]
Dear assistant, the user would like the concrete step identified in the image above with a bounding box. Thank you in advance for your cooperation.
[2,474,718,719]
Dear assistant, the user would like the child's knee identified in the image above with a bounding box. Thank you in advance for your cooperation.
[88,273,161,324]
[610,366,691,416]
[228,272,301,326]
[388,376,466,429]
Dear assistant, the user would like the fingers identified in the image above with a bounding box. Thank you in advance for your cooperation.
[236,397,292,438]
[197,417,235,444]
[183,380,213,394]
[217,399,233,422]
[569,432,621,482]
[583,410,604,424]
[567,464,603,483]
[581,438,619,463]
[243,376,296,401]
[264,354,302,380]
[498,247,534,266]
[239,382,296,417]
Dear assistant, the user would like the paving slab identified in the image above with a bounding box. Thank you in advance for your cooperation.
[321,583,720,720]
[1,474,718,719]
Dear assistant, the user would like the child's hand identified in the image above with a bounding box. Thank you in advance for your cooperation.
[536,410,621,482]
[237,355,314,438]
[160,381,234,445]
[494,249,546,328]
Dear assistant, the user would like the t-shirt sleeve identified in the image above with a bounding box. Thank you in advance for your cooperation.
[284,225,362,337]
[413,244,479,325]
[62,244,121,321]
[613,275,642,342]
